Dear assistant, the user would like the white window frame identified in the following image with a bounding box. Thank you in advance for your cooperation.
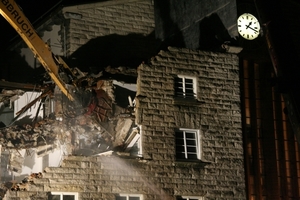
[50,192,78,200]
[175,75,197,99]
[175,128,202,160]
[116,194,143,200]
[178,196,204,200]
[124,125,143,157]
[137,125,143,157]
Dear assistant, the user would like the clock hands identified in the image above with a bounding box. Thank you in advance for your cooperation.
[248,26,258,33]
[246,22,252,29]
[245,21,258,33]
[237,13,261,40]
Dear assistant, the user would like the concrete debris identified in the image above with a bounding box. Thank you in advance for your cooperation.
[0,79,139,158]
[0,119,57,149]
[10,182,28,191]
[36,144,57,157]
[0,172,43,197]
[8,150,24,174]
[11,172,43,191]
[22,172,43,183]
[105,66,137,77]
[0,89,24,109]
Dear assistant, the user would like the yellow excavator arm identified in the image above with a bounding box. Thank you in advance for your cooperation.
[0,0,75,101]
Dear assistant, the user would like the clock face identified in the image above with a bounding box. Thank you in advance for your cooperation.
[237,13,261,40]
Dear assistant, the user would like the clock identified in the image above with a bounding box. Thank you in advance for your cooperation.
[237,13,261,40]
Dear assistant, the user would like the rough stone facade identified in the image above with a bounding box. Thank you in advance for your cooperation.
[135,47,245,199]
[62,0,155,56]
[3,47,245,200]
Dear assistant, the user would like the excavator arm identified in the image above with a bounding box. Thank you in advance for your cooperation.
[0,0,75,101]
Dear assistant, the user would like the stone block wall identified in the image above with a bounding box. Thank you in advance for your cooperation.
[62,0,155,56]
[3,47,245,200]
[135,47,246,199]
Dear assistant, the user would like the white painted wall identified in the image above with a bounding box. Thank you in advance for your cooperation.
[11,148,63,182]
[13,91,43,120]
[9,91,63,182]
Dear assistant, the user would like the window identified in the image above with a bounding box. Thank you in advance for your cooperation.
[48,192,78,200]
[175,75,197,99]
[175,128,201,160]
[116,194,143,200]
[177,196,203,200]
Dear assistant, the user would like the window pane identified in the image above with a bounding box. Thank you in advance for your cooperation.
[175,78,183,87]
[176,145,185,152]
[175,77,183,83]
[186,139,196,146]
[63,195,75,200]
[185,94,195,99]
[185,132,196,139]
[174,76,196,99]
[185,88,194,93]
[175,77,184,97]
[185,83,194,89]
[175,82,183,88]
[185,78,193,84]
[187,146,197,152]
[176,138,184,145]
[175,131,184,138]
[176,152,186,159]
[176,129,200,160]
[187,153,198,159]
[48,195,60,200]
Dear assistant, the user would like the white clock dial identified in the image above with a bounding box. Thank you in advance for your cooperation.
[237,13,261,40]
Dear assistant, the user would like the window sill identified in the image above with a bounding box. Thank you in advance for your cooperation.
[174,159,211,167]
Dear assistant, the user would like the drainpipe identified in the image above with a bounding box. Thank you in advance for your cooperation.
[254,0,300,142]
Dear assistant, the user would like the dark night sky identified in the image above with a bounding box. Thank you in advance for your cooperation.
[0,0,60,46]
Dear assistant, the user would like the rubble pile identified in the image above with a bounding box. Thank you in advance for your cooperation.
[11,172,43,191]
[0,80,139,155]
[0,119,57,149]
[0,172,43,199]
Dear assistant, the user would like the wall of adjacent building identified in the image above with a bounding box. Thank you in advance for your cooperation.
[62,0,155,56]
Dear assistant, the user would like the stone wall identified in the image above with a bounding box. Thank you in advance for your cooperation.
[3,47,246,200]
[136,47,245,199]
[62,0,155,56]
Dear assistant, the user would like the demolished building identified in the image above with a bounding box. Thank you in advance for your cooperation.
[0,47,245,200]
[0,0,246,199]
